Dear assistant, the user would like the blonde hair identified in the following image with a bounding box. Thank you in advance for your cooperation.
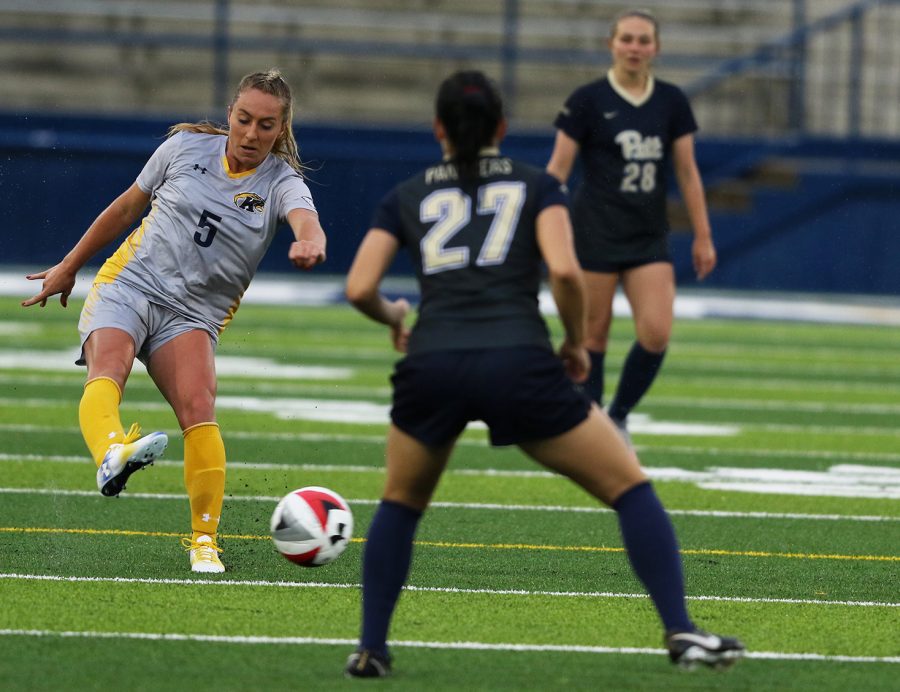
[167,69,305,174]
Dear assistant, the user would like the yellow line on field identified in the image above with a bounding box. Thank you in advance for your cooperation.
[3,526,897,563]
[414,540,900,562]
[0,527,270,540]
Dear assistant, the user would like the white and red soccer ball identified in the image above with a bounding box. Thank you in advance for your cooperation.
[270,486,354,567]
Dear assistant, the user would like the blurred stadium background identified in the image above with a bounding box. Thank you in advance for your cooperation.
[2,0,899,295]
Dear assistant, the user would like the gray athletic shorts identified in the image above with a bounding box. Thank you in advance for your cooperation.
[77,281,218,367]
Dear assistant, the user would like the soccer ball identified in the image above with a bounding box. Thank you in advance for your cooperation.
[270,486,354,567]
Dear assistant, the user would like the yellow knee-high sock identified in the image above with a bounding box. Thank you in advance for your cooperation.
[79,377,125,467]
[183,422,226,542]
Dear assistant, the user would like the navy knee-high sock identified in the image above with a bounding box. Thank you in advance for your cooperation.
[614,482,693,633]
[584,350,606,406]
[608,342,666,421]
[360,500,423,655]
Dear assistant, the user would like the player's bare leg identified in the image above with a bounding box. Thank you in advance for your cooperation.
[520,406,744,667]
[348,426,455,678]
[519,405,645,505]
[582,270,619,407]
[608,262,674,440]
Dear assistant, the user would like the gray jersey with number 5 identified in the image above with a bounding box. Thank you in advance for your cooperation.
[94,131,316,334]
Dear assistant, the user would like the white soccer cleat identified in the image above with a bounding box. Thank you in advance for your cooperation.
[96,424,168,497]
[183,535,225,573]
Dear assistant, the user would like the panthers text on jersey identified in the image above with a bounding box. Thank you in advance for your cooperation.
[371,150,568,355]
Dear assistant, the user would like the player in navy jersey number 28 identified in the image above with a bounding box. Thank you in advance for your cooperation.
[547,8,717,442]
[22,70,326,574]
[343,70,742,679]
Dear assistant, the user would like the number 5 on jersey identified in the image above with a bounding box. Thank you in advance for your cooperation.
[195,210,222,248]
[419,181,526,275]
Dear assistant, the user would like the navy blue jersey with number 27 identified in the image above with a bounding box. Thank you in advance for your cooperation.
[371,152,568,355]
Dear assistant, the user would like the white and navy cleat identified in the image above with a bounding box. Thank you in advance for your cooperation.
[97,425,168,497]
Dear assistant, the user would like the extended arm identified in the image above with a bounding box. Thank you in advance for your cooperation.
[22,182,151,307]
[672,133,716,280]
[345,229,411,352]
[546,130,580,185]
[535,204,588,382]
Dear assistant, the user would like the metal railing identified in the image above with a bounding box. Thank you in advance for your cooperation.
[0,0,897,137]
[685,0,900,136]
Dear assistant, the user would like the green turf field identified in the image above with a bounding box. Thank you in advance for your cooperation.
[1,294,897,691]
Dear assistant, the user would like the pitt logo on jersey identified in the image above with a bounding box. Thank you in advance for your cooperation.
[234,192,266,213]
[614,130,663,161]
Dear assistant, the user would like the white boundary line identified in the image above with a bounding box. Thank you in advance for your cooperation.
[0,487,897,523]
[651,396,900,415]
[0,397,900,437]
[0,370,893,398]
[0,628,896,663]
[6,269,900,325]
[2,573,897,608]
[649,446,900,463]
[3,422,900,463]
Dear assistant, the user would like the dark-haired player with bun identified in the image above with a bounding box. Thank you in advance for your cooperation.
[343,69,743,678]
[547,8,716,442]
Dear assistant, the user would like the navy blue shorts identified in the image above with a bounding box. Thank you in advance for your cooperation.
[580,254,672,274]
[570,199,672,273]
[390,346,592,448]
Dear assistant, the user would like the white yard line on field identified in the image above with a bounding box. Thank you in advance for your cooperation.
[3,422,900,464]
[650,396,900,415]
[4,448,900,499]
[0,627,897,663]
[1,573,898,608]
[0,370,892,400]
[0,423,427,446]
[6,391,900,437]
[1,486,897,522]
[0,349,353,380]
[7,268,900,325]
[663,359,900,377]
[0,394,738,436]
[5,393,873,438]
[648,445,900,463]
[0,398,739,436]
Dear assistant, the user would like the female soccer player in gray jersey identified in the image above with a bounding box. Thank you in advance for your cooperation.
[547,9,716,441]
[342,70,742,679]
[22,69,326,573]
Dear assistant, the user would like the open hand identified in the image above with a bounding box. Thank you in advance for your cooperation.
[21,265,76,308]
